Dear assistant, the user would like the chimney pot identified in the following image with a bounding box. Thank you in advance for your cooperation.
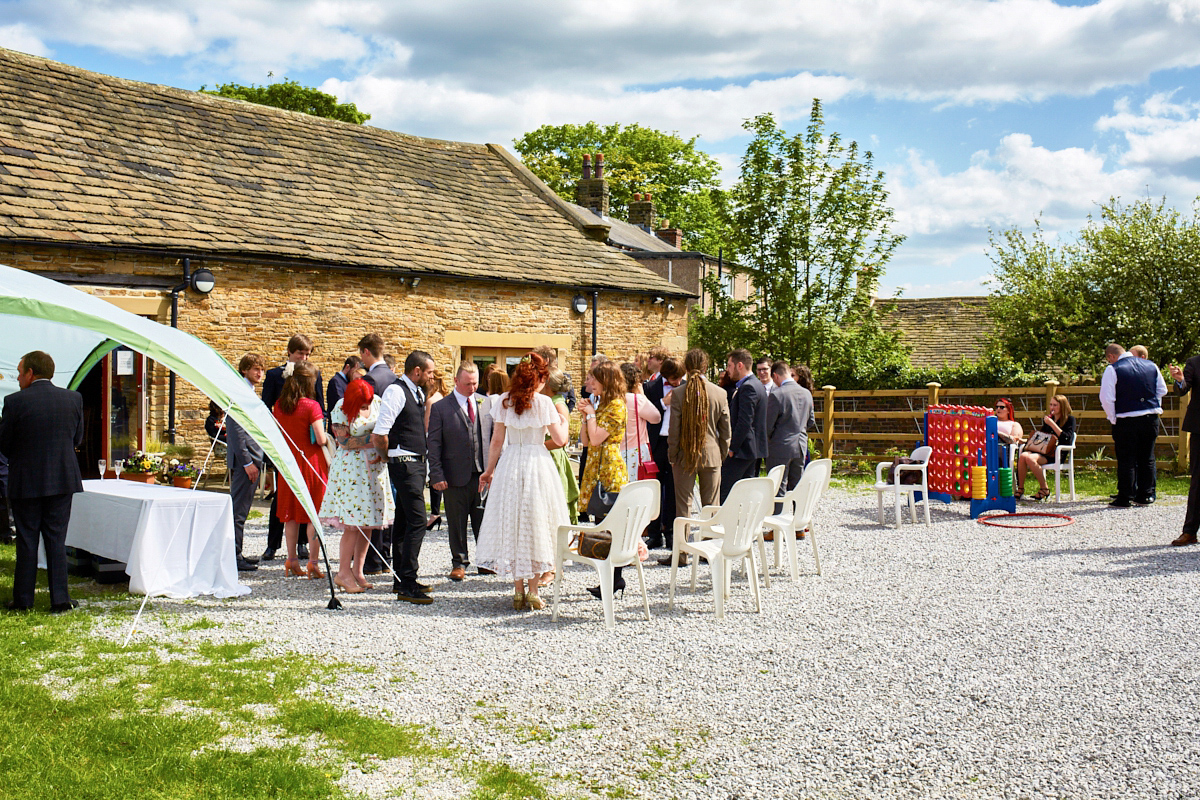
[595,153,604,178]
[575,152,610,217]
[581,154,592,180]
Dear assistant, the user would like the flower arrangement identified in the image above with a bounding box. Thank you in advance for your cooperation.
[122,451,162,474]
[166,459,198,479]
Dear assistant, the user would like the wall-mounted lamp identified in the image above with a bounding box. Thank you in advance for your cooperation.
[571,294,588,314]
[411,276,421,288]
[651,295,665,305]
[667,303,675,311]
[189,267,216,294]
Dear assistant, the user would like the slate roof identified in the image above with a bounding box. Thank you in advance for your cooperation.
[0,48,686,295]
[882,296,993,368]
[565,203,683,254]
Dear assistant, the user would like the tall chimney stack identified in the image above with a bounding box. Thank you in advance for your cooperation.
[574,152,610,217]
[629,191,656,230]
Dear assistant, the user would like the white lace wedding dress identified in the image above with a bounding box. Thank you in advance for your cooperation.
[475,392,569,580]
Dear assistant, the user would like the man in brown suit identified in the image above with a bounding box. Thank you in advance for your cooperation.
[662,348,731,566]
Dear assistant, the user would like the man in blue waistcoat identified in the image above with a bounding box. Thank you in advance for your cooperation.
[1100,343,1167,508]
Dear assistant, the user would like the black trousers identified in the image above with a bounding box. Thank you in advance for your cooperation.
[720,457,757,502]
[265,491,308,553]
[444,476,483,569]
[229,462,257,559]
[649,439,675,547]
[1183,433,1200,536]
[389,460,428,591]
[1113,415,1158,502]
[11,493,73,608]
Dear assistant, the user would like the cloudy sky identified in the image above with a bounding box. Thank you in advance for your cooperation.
[4,0,1200,297]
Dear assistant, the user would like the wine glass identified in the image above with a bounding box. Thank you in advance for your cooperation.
[97,458,107,480]
[113,460,124,480]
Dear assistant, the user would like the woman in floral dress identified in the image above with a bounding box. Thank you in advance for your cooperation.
[577,360,629,597]
[320,378,394,593]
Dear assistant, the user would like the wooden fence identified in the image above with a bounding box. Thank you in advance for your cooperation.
[813,381,1193,472]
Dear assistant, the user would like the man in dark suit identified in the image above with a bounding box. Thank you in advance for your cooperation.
[0,350,84,612]
[641,347,669,547]
[427,363,490,581]
[260,334,324,562]
[720,348,768,502]
[327,355,362,417]
[1169,355,1200,545]
[766,360,814,496]
[227,353,265,572]
[358,333,398,574]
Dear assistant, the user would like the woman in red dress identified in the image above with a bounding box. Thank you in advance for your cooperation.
[272,362,330,579]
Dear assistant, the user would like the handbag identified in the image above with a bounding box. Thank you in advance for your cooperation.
[576,530,612,559]
[585,441,619,520]
[1023,430,1058,456]
[634,395,658,480]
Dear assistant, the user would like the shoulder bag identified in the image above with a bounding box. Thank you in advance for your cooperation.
[585,422,619,521]
[635,395,658,480]
[1023,430,1057,457]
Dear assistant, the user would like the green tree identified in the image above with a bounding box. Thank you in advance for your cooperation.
[693,100,908,383]
[988,197,1200,376]
[200,79,370,124]
[513,122,730,253]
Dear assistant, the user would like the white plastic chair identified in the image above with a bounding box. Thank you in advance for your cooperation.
[668,477,773,619]
[1044,443,1077,502]
[763,459,832,578]
[873,445,932,528]
[692,464,784,587]
[552,479,659,629]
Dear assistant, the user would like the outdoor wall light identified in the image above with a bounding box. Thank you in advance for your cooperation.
[411,276,421,288]
[652,295,665,305]
[572,294,588,314]
[189,267,216,294]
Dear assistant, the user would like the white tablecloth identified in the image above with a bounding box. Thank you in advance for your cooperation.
[39,479,250,598]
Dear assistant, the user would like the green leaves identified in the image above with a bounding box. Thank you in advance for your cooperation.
[200,79,371,124]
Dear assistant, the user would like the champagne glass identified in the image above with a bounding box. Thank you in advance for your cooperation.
[113,460,124,480]
[97,458,106,480]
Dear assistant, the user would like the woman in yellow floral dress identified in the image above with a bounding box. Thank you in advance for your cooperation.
[577,360,628,597]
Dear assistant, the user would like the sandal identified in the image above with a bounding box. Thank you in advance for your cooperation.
[1031,487,1051,502]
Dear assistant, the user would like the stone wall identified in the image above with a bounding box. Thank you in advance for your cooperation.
[5,244,688,450]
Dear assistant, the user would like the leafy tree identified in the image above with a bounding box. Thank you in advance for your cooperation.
[513,122,730,252]
[692,100,908,383]
[988,197,1200,376]
[200,79,370,124]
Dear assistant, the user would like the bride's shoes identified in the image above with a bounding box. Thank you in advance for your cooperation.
[512,590,526,611]
[525,593,546,611]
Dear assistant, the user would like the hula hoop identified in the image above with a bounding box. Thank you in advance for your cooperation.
[977,512,1075,529]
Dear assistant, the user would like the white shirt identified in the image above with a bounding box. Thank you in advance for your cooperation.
[660,378,685,435]
[453,389,475,416]
[374,374,425,457]
[1099,353,1167,424]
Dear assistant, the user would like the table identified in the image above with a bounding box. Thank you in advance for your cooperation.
[39,479,250,598]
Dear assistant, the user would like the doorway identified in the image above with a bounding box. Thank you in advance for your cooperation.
[77,347,147,478]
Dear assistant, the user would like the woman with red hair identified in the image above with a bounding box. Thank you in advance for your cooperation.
[476,352,570,611]
[320,377,395,593]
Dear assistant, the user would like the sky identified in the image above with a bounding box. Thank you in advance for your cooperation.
[4,0,1200,297]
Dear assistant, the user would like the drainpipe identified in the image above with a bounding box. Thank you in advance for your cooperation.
[591,290,599,356]
[166,258,192,444]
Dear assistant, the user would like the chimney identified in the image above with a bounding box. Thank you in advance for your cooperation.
[629,191,656,230]
[574,152,610,217]
[655,218,683,248]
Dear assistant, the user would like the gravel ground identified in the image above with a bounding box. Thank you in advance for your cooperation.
[96,488,1200,799]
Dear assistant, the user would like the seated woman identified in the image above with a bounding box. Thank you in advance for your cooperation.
[994,397,1023,445]
[1016,394,1076,501]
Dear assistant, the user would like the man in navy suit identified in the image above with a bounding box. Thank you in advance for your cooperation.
[427,363,490,581]
[0,350,84,612]
[720,348,768,502]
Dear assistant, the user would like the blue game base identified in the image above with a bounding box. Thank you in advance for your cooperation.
[970,496,1017,518]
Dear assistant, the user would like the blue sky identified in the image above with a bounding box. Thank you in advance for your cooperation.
[4,0,1200,297]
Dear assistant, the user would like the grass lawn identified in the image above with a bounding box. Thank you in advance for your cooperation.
[0,546,547,799]
[829,463,1191,497]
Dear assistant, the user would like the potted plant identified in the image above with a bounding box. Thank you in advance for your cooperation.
[166,460,199,489]
[121,451,161,483]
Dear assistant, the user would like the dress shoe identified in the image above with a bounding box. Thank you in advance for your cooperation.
[657,552,688,567]
[0,533,13,545]
[449,566,466,582]
[644,536,664,550]
[296,544,310,560]
[1171,532,1198,547]
[415,581,433,594]
[395,586,433,605]
[236,558,259,572]
[50,599,80,614]
[477,566,496,575]
[363,567,384,576]
[1108,498,1132,508]
[240,554,259,564]
[587,580,625,599]
[1134,496,1156,506]
[260,548,277,562]
[5,600,31,612]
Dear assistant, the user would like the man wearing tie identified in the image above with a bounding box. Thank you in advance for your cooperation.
[427,363,491,580]
[373,350,435,604]
[721,348,768,502]
[0,350,84,612]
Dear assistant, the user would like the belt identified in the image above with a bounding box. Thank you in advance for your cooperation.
[388,455,425,464]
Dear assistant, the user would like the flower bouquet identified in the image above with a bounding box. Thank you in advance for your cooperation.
[166,459,199,488]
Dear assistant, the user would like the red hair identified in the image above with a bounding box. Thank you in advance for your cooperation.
[503,352,549,415]
[342,378,374,421]
[995,397,1015,421]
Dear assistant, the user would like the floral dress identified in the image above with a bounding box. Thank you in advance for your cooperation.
[319,397,395,530]
[579,395,628,517]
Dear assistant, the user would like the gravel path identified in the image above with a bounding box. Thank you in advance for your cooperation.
[98,488,1200,799]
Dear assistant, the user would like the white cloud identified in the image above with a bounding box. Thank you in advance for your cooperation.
[1097,91,1200,169]
[0,23,49,57]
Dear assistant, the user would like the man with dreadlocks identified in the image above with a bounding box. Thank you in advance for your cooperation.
[660,349,731,567]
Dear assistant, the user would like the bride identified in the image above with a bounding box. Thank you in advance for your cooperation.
[475,352,570,611]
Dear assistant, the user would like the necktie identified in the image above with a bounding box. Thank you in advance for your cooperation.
[467,397,476,423]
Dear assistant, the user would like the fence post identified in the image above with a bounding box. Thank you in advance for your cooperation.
[926,382,940,408]
[1179,390,1191,474]
[822,385,836,459]
[1044,379,1059,415]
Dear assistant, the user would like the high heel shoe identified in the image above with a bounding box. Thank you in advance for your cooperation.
[586,581,626,600]
[512,590,526,610]
[334,576,365,594]
[306,560,324,580]
[355,577,374,590]
[526,594,546,611]
[283,559,305,577]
